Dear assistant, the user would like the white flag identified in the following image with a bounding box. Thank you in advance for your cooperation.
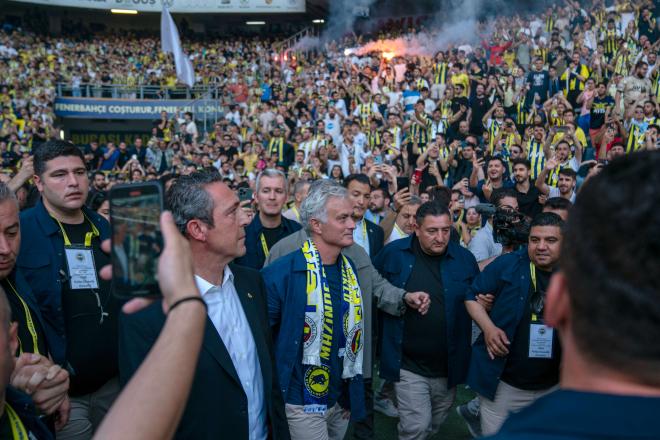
[161,7,195,88]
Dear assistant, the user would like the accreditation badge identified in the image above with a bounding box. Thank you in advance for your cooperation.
[64,246,99,290]
[529,323,554,359]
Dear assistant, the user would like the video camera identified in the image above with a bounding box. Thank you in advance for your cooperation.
[475,203,530,247]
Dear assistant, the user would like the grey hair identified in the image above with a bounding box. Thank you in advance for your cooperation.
[166,170,223,236]
[408,195,423,206]
[0,182,17,206]
[293,179,311,197]
[300,180,348,233]
[256,168,288,193]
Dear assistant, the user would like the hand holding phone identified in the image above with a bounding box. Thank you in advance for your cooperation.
[110,182,164,299]
[238,187,253,202]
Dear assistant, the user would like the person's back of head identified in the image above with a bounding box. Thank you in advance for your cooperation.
[553,151,660,389]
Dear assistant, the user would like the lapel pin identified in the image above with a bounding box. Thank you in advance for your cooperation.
[247,292,253,299]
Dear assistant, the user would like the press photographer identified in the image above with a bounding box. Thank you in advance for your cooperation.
[468,188,530,271]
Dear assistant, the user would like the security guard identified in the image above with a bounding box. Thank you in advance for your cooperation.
[18,141,118,440]
[465,213,564,436]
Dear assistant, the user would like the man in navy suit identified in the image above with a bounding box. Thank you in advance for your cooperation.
[344,174,385,259]
[119,171,289,440]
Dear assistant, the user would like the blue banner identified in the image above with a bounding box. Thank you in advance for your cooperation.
[54,97,224,120]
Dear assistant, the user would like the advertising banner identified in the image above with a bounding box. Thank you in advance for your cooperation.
[12,0,305,13]
[55,97,223,120]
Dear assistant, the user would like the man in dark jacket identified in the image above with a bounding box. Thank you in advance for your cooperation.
[374,201,479,440]
[120,171,289,439]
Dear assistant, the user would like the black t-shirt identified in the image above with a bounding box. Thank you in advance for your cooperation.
[450,97,470,131]
[401,236,448,378]
[452,157,473,184]
[261,223,288,251]
[1,151,19,167]
[500,268,561,390]
[60,220,119,396]
[420,159,442,192]
[2,276,49,357]
[515,183,543,219]
[590,96,615,129]
[84,146,104,170]
[469,96,490,133]
[116,150,132,169]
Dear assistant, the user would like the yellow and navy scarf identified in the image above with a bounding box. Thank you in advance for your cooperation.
[301,239,363,414]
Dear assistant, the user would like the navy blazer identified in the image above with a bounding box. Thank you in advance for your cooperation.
[235,214,302,270]
[261,249,366,421]
[5,386,53,440]
[9,268,59,363]
[119,264,289,440]
[364,219,384,259]
[465,248,534,400]
[16,199,110,365]
[373,236,479,388]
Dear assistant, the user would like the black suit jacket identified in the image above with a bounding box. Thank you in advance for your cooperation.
[365,219,385,259]
[119,264,290,440]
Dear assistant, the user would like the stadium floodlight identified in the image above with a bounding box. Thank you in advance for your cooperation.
[313,19,325,24]
[111,9,138,14]
[246,21,266,25]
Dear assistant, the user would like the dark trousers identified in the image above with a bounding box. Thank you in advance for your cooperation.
[352,378,374,439]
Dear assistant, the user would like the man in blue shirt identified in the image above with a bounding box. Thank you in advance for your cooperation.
[374,201,479,440]
[262,181,365,440]
[0,291,54,440]
[17,141,118,439]
[483,150,660,439]
[235,169,301,269]
[465,213,564,436]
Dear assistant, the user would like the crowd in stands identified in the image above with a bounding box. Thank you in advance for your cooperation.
[0,0,659,439]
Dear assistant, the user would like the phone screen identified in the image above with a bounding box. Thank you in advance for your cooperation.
[110,182,164,298]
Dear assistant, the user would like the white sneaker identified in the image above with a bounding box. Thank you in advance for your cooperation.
[374,397,398,418]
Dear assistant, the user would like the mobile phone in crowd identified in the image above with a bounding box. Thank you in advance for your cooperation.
[110,182,164,299]
[238,187,253,202]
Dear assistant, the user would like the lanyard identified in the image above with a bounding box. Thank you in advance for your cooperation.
[394,222,407,238]
[53,213,100,248]
[358,220,367,242]
[5,403,28,440]
[5,280,39,356]
[530,262,540,322]
[259,233,270,258]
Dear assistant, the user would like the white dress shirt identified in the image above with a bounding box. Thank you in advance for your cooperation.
[195,268,267,440]
[353,219,370,256]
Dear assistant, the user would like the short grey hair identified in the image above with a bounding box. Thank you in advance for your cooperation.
[166,170,223,236]
[293,179,311,197]
[0,182,17,207]
[300,180,348,233]
[256,168,288,193]
[408,195,423,206]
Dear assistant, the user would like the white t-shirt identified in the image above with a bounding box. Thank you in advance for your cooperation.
[548,187,576,203]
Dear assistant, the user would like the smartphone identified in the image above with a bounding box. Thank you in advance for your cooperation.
[238,187,253,202]
[110,182,164,299]
[556,126,567,133]
[374,155,383,165]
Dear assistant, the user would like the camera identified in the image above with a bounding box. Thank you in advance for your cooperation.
[475,203,530,247]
